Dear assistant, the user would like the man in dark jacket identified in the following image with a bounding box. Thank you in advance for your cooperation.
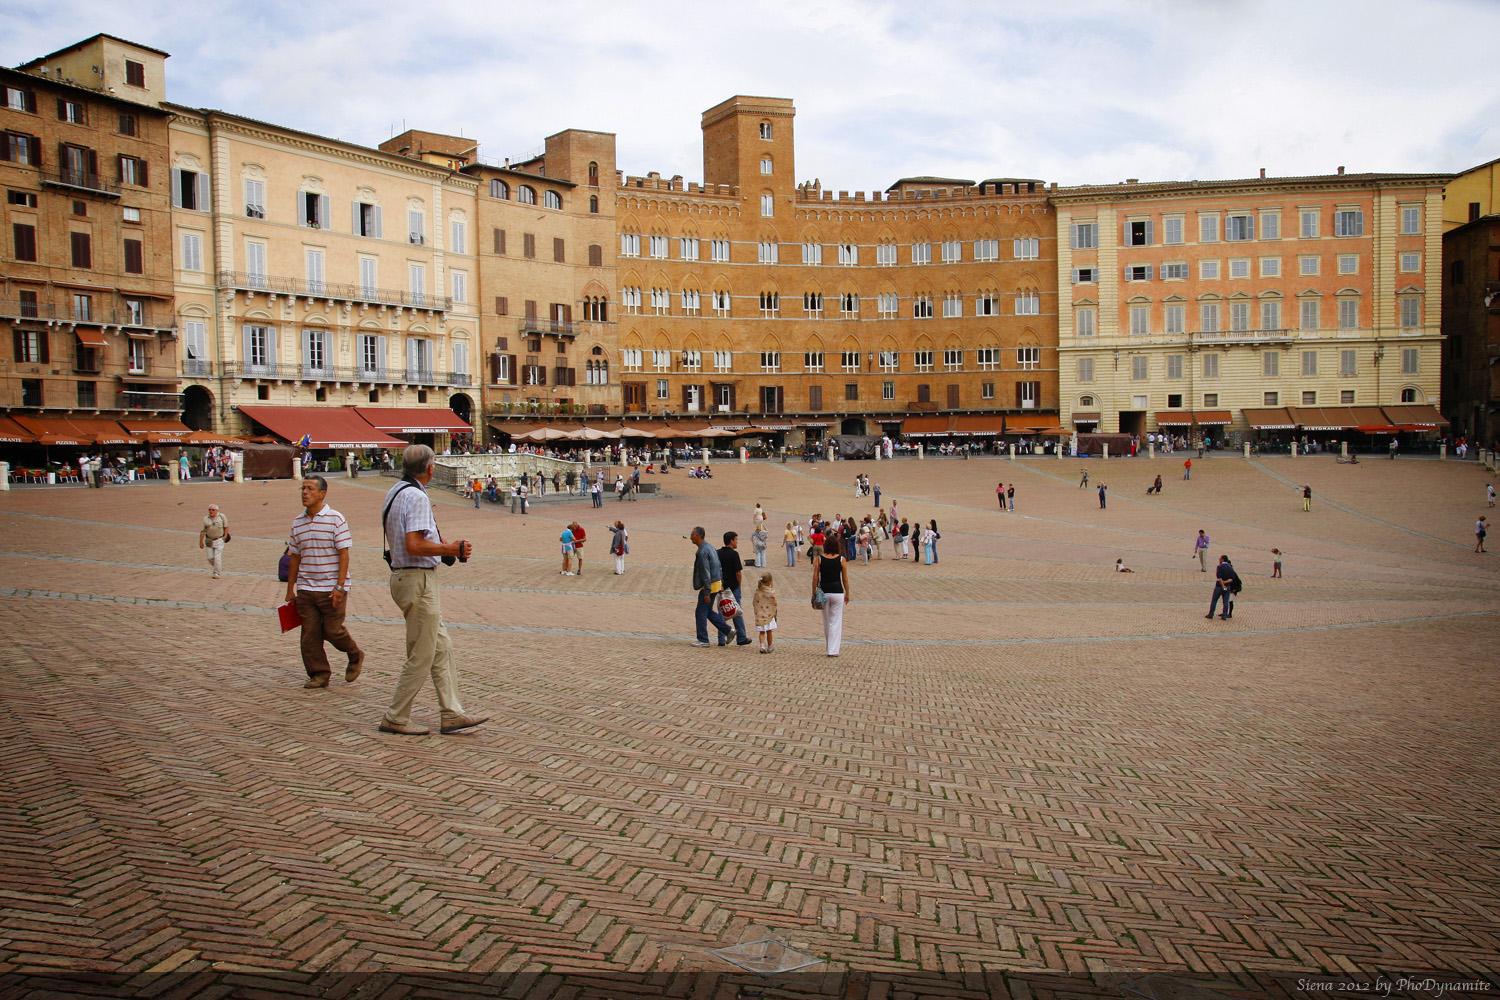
[1207,555,1241,620]
[717,531,753,647]
[690,527,733,647]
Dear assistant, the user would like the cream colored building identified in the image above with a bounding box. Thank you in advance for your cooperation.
[168,107,481,440]
[1052,171,1449,441]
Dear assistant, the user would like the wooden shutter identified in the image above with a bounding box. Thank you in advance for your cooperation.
[682,384,691,410]
[298,190,307,227]
[567,367,576,386]
[267,328,278,367]
[525,299,537,320]
[71,232,91,269]
[351,200,360,233]
[124,239,143,274]
[524,233,535,259]
[947,384,959,408]
[507,354,517,383]
[372,204,382,238]
[38,330,48,364]
[377,336,387,375]
[171,167,183,208]
[553,237,565,263]
[242,326,254,369]
[536,364,546,385]
[588,244,602,266]
[56,98,66,119]
[918,383,931,403]
[196,172,210,212]
[495,296,508,316]
[562,304,572,323]
[494,228,505,254]
[302,329,312,371]
[489,353,501,384]
[12,329,23,361]
[138,159,148,186]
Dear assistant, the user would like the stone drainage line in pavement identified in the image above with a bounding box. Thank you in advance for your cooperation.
[1,585,1492,649]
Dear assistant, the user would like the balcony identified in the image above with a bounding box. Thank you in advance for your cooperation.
[0,300,54,321]
[518,318,577,337]
[224,363,407,384]
[302,363,337,380]
[183,359,212,377]
[405,367,442,385]
[448,371,472,387]
[216,271,452,312]
[1191,328,1292,346]
[73,350,102,374]
[41,167,121,198]
[118,389,180,411]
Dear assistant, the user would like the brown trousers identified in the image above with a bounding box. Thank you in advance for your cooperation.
[295,590,360,679]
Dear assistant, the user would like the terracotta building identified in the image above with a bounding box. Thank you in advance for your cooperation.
[1,35,180,445]
[1052,169,1449,442]
[611,96,1059,444]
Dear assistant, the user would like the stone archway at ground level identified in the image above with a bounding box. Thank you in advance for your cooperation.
[840,417,867,436]
[182,385,214,431]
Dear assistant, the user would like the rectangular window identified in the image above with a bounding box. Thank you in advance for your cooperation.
[1399,297,1420,329]
[1075,308,1097,337]
[651,349,670,371]
[123,238,143,274]
[1199,213,1219,243]
[1202,353,1219,379]
[1338,298,1358,329]
[358,334,382,376]
[1161,262,1188,280]
[1261,300,1281,330]
[974,292,997,316]
[1399,252,1420,273]
[552,237,565,263]
[1264,391,1279,406]
[681,349,701,372]
[523,233,536,259]
[806,385,823,411]
[1300,299,1319,331]
[449,219,466,253]
[876,243,897,266]
[72,293,92,321]
[70,231,91,268]
[650,287,670,314]
[125,60,146,87]
[12,222,36,261]
[1078,357,1094,382]
[1011,237,1038,260]
[244,178,265,218]
[976,347,1000,370]
[804,351,824,372]
[1016,346,1039,370]
[1199,302,1219,333]
[911,242,931,265]
[679,236,700,260]
[845,382,859,401]
[1302,350,1318,376]
[1300,208,1320,239]
[1017,380,1039,409]
[1202,393,1219,408]
[711,289,730,315]
[648,235,668,258]
[681,289,701,315]
[944,293,963,318]
[913,350,934,372]
[1302,390,1317,405]
[2,131,40,165]
[943,348,962,370]
[303,247,325,294]
[359,256,377,297]
[1129,304,1149,335]
[713,350,732,371]
[1225,214,1254,241]
[1337,254,1358,274]
[1164,304,1185,334]
[57,99,86,125]
[760,193,773,217]
[839,243,858,266]
[1260,212,1280,240]
[1400,205,1421,235]
[1263,351,1279,377]
[3,85,36,112]
[1167,354,1183,380]
[1260,257,1281,277]
[1340,389,1355,404]
[1200,260,1220,279]
[1072,267,1096,283]
[1126,264,1152,282]
[451,270,467,304]
[710,239,730,262]
[803,292,823,316]
[127,338,147,373]
[408,263,426,303]
[117,155,147,186]
[982,381,994,400]
[13,328,47,363]
[1125,219,1152,246]
[882,380,895,401]
[877,292,898,318]
[940,239,961,262]
[1071,222,1098,249]
[1401,346,1419,374]
[299,191,329,229]
[1131,356,1148,381]
[974,238,999,261]
[1229,258,1250,279]
[1340,349,1357,376]
[1334,208,1364,237]
[1163,216,1184,245]
[1299,255,1320,276]
[1230,301,1250,332]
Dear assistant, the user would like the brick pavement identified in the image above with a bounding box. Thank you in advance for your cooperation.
[0,455,1497,995]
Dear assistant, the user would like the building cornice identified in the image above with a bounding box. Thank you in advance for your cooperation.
[1051,174,1453,205]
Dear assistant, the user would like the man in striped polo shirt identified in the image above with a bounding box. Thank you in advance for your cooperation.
[285,476,364,689]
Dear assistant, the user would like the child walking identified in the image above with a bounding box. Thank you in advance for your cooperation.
[753,573,778,653]
[1271,548,1283,578]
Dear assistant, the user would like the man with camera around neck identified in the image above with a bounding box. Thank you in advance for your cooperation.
[379,444,487,736]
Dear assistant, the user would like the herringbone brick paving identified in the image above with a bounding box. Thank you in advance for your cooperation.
[0,455,1496,995]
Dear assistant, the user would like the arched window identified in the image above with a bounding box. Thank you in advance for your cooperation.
[759,121,773,140]
[1400,387,1418,403]
[1080,395,1096,407]
[587,161,599,186]
[517,185,536,205]
[544,190,562,210]
[589,195,598,214]
[489,179,509,199]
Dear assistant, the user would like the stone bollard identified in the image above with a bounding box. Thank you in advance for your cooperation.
[1149,442,1156,459]
[875,445,881,461]
[1291,441,1299,457]
[584,450,591,469]
[291,456,302,481]
[740,446,748,464]
[1057,439,1064,459]
[917,444,924,461]
[348,451,358,478]
[827,444,834,462]
[702,446,710,466]
[1341,441,1348,459]
[1008,442,1016,462]
[169,460,180,485]
[1440,443,1447,460]
[0,461,8,491]
[1243,442,1250,459]
[1103,443,1110,460]
[232,451,245,484]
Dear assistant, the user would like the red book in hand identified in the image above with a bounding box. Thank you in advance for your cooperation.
[278,602,301,633]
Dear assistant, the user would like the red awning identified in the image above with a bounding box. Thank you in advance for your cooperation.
[1194,410,1233,425]
[354,407,472,435]
[238,406,406,449]
[951,414,1004,435]
[0,415,38,443]
[75,328,108,348]
[1072,411,1101,424]
[900,415,952,437]
[1287,406,1356,431]
[66,418,134,445]
[120,418,193,442]
[1243,407,1296,430]
[13,415,95,446]
[1004,415,1055,433]
[1153,410,1195,427]
[1380,404,1449,429]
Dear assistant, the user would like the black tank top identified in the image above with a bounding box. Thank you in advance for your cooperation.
[818,554,844,593]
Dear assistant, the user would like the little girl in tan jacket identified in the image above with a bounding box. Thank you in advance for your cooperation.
[752,573,778,653]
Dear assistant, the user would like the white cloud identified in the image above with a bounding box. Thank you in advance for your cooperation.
[6,0,1498,188]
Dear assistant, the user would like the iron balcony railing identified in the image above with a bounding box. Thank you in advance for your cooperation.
[41,167,121,197]
[182,359,212,377]
[221,363,448,387]
[216,271,452,312]
[0,300,54,321]
[448,371,472,387]
[518,318,577,337]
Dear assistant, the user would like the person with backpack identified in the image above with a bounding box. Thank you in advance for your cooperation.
[1207,555,1242,621]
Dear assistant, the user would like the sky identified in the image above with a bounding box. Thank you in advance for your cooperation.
[4,0,1499,191]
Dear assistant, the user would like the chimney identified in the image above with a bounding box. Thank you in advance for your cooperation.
[1125,178,1139,184]
[1337,165,1345,175]
[1259,167,1266,179]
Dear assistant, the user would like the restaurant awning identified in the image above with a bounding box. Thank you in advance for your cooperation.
[238,405,406,449]
[1153,410,1195,427]
[67,418,134,445]
[1072,411,1101,424]
[75,328,108,348]
[488,421,541,438]
[120,418,193,442]
[12,415,119,446]
[1380,404,1449,430]
[1194,410,1233,425]
[1003,415,1055,434]
[951,414,1004,435]
[900,415,952,437]
[0,415,38,443]
[1287,406,1356,431]
[354,407,472,435]
[1347,406,1397,433]
[1243,407,1296,430]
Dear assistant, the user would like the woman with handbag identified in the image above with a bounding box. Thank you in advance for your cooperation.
[609,521,629,574]
[813,537,850,657]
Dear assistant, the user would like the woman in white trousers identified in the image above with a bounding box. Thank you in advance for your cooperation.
[814,538,850,657]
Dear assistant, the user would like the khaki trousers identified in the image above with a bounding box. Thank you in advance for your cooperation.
[384,569,466,727]
[205,538,224,577]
